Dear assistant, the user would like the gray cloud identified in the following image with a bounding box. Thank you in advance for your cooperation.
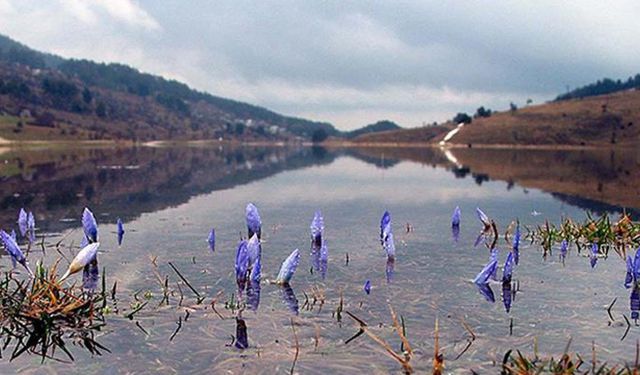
[1,0,639,129]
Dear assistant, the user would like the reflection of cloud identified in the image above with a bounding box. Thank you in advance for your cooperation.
[244,157,526,205]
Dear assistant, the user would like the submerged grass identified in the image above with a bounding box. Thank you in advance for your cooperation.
[527,212,640,257]
[0,261,108,362]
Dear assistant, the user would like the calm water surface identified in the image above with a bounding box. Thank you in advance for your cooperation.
[0,145,638,373]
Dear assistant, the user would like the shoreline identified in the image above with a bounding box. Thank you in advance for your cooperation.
[0,136,636,151]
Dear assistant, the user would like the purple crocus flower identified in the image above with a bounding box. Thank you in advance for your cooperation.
[247,234,261,282]
[117,218,125,246]
[633,247,640,279]
[512,222,520,265]
[310,211,324,249]
[502,251,514,284]
[474,207,492,247]
[245,203,262,240]
[207,227,215,252]
[364,279,371,295]
[0,229,33,276]
[82,207,99,244]
[17,208,28,237]
[276,249,300,285]
[625,248,640,288]
[26,211,35,243]
[474,251,498,285]
[490,248,499,281]
[380,211,391,245]
[626,255,635,288]
[560,240,568,261]
[476,207,490,228]
[451,206,461,227]
[235,240,249,288]
[590,243,598,268]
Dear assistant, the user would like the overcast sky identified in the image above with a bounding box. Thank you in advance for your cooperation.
[1,1,639,130]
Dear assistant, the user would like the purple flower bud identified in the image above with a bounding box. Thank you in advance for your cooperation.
[247,234,261,282]
[380,211,391,245]
[245,203,262,240]
[364,279,371,295]
[276,249,300,285]
[26,212,35,244]
[451,206,461,227]
[0,229,32,276]
[310,211,324,249]
[17,208,28,237]
[82,207,98,244]
[117,218,125,246]
[626,255,634,288]
[502,251,514,284]
[512,222,520,265]
[590,243,598,268]
[476,207,490,227]
[235,240,249,287]
[474,257,498,285]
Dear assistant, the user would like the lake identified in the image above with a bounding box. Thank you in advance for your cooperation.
[0,144,639,373]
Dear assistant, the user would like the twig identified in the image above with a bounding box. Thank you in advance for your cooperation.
[167,262,204,303]
[290,318,299,375]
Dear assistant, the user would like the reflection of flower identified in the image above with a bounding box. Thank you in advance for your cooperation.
[476,283,495,303]
[234,318,249,349]
[502,251,514,284]
[512,222,520,265]
[280,284,299,315]
[590,243,598,268]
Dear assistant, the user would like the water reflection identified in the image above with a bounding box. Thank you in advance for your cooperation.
[246,280,261,312]
[385,257,395,283]
[476,283,495,303]
[631,287,640,321]
[502,282,513,313]
[0,145,337,232]
[234,318,249,350]
[280,285,299,315]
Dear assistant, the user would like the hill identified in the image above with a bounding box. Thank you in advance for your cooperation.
[446,90,640,146]
[348,88,640,147]
[351,123,453,144]
[344,120,401,139]
[0,34,337,142]
[556,75,640,101]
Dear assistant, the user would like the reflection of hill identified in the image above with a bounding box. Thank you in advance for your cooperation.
[0,146,336,231]
[347,146,640,214]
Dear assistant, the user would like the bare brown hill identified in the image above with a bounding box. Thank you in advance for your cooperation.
[351,89,640,147]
